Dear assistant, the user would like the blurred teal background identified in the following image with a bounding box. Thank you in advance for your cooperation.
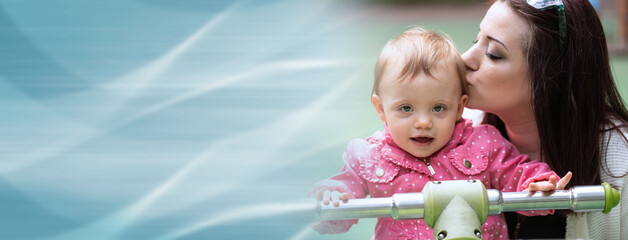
[1,0,627,239]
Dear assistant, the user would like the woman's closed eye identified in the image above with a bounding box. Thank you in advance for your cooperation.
[432,105,446,113]
[486,52,503,60]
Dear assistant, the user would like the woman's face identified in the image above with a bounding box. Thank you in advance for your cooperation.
[461,1,532,115]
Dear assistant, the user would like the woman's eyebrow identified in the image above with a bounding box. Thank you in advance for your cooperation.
[487,35,509,52]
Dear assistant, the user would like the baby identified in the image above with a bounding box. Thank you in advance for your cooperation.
[310,27,571,239]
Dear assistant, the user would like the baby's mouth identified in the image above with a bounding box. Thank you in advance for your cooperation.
[412,136,434,144]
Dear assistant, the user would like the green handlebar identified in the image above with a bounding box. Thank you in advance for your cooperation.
[602,182,620,213]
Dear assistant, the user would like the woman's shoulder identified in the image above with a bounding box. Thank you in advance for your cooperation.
[599,118,628,179]
[601,117,628,149]
[603,116,628,131]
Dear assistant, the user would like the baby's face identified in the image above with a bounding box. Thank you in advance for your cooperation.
[373,64,467,158]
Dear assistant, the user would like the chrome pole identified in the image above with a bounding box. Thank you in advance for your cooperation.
[317,183,619,221]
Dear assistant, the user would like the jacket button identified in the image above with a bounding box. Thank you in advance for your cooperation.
[376,168,384,177]
[464,159,472,168]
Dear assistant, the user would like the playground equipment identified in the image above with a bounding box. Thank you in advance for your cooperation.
[315,180,620,240]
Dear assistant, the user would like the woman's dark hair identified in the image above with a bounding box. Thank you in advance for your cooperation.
[484,0,628,187]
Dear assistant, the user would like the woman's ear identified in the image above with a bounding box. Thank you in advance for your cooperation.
[371,94,387,123]
[457,94,469,120]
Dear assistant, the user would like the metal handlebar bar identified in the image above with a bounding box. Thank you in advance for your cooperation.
[315,180,620,240]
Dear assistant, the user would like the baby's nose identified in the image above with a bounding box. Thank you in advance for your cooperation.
[414,116,432,129]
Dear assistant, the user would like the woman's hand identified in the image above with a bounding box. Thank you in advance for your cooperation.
[526,171,573,191]
[315,189,350,206]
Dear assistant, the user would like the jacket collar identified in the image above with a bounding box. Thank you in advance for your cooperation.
[378,119,474,173]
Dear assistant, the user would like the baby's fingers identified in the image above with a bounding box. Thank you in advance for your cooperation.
[556,171,573,190]
[548,175,558,188]
[322,190,331,205]
[340,193,350,201]
[526,182,539,191]
[527,181,556,191]
[331,191,340,206]
[315,190,324,201]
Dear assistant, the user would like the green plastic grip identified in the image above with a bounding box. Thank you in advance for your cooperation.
[602,182,620,214]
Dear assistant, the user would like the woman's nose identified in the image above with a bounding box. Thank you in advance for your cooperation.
[461,46,478,72]
[414,115,432,129]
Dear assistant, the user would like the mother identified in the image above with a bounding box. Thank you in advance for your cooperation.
[462,0,628,238]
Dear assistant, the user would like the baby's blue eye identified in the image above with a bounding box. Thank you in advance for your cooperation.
[433,105,445,112]
[400,106,413,113]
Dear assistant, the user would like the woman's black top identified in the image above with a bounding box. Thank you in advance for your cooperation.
[505,212,567,239]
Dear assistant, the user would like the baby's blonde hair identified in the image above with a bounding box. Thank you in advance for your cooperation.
[373,27,468,95]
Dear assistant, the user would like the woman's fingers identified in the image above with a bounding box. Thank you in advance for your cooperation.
[556,171,573,190]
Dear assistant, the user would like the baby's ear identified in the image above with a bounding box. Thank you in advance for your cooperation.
[371,94,386,123]
[457,94,468,120]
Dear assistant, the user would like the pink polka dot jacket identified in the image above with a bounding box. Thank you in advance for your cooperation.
[310,119,559,240]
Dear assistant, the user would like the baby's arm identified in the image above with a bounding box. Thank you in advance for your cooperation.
[483,125,568,215]
[482,125,558,192]
[308,139,370,234]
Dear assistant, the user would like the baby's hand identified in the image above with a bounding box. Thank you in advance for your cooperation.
[315,189,350,207]
[526,171,573,192]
